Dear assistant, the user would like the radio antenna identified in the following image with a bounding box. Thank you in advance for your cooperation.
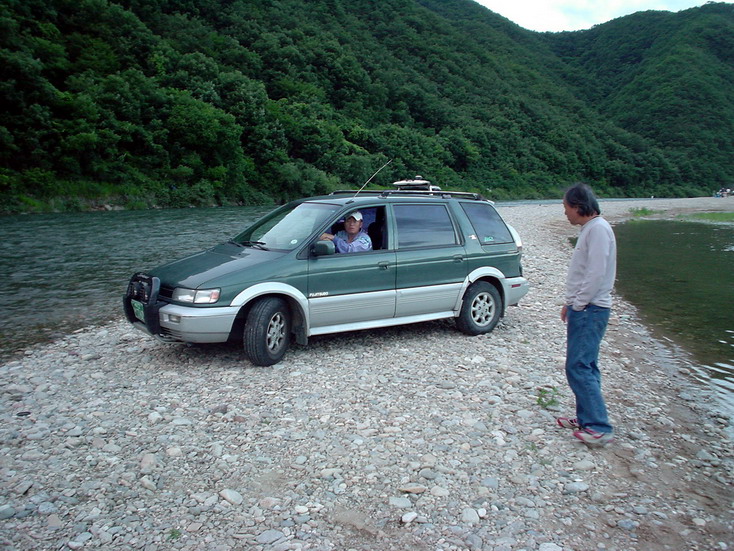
[354,159,392,196]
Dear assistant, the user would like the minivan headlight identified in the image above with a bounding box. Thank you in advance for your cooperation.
[172,288,221,304]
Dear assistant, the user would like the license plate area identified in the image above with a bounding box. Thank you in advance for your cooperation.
[131,299,145,322]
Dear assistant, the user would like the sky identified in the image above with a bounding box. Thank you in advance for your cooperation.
[473,0,712,32]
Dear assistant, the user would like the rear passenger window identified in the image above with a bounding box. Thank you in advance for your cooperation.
[394,204,458,248]
[461,203,513,244]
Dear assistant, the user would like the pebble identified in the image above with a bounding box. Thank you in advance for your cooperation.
[0,199,731,551]
[219,489,243,505]
[617,519,639,531]
[399,483,427,493]
[401,511,418,524]
[573,459,596,471]
[389,497,412,508]
[256,529,285,544]
[564,481,590,494]
[462,507,480,523]
[0,505,16,520]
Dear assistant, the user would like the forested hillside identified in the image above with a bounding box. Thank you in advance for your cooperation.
[542,4,734,191]
[1,0,732,213]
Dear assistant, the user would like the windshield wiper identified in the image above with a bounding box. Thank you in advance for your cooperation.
[228,239,269,250]
[242,240,269,250]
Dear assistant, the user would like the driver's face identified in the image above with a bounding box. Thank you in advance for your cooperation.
[344,216,362,235]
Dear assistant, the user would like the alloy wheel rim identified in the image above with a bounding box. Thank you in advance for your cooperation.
[471,292,494,326]
[266,312,286,351]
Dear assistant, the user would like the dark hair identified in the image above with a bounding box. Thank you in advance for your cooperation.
[564,183,600,217]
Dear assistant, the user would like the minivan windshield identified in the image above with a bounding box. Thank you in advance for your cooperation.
[234,202,341,251]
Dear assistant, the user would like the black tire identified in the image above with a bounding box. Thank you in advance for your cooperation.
[243,297,291,366]
[456,281,502,336]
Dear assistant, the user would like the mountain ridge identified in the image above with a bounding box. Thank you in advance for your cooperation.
[1,0,732,213]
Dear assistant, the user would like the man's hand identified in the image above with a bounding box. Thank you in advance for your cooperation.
[561,304,568,323]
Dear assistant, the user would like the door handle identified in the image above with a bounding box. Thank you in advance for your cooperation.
[378,261,390,270]
[453,255,464,263]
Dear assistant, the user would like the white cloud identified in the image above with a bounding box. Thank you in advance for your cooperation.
[472,0,711,32]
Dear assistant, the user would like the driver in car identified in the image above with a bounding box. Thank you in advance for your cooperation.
[319,211,372,253]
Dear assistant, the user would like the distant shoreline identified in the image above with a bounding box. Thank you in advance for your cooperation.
[3,192,733,217]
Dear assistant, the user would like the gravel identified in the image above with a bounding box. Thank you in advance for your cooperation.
[1,197,732,551]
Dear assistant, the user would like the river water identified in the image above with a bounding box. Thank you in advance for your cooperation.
[614,218,734,413]
[1,205,732,412]
[0,207,271,355]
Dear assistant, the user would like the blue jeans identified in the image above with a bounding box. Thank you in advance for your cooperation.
[565,305,613,434]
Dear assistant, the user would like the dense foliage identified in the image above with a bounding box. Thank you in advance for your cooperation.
[1,0,732,212]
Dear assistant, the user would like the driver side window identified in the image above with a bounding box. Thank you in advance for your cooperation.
[327,207,387,252]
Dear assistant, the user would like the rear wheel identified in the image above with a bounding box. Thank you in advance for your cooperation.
[456,281,502,335]
[243,297,291,366]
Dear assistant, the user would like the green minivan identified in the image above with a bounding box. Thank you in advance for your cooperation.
[123,182,529,365]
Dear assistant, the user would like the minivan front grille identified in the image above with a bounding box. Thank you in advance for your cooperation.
[127,273,157,303]
[158,285,175,300]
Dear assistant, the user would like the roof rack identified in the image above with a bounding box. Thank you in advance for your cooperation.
[328,175,487,201]
[329,189,486,200]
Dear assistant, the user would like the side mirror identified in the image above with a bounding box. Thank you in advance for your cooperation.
[313,240,336,256]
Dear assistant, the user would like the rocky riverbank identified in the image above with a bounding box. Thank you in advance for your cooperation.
[1,197,732,551]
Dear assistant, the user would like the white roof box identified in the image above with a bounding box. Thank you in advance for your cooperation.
[392,175,442,191]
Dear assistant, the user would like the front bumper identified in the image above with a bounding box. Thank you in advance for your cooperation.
[123,273,238,343]
[154,303,240,343]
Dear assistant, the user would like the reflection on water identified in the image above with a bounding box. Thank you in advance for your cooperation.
[614,219,734,412]
[0,207,270,356]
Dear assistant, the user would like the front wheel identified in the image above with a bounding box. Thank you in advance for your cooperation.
[243,297,291,366]
[456,281,502,336]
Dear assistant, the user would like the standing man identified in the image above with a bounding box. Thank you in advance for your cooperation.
[557,183,617,447]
